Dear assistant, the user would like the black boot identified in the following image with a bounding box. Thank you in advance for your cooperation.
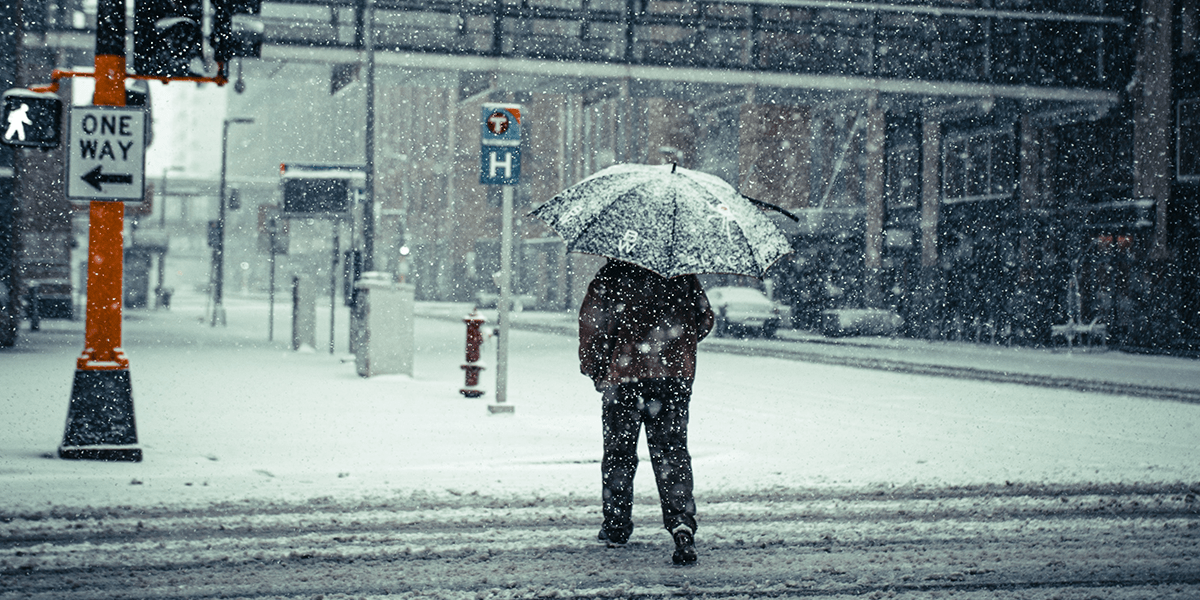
[598,526,631,546]
[671,525,697,565]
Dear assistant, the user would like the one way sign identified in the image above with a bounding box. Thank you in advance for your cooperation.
[67,106,147,201]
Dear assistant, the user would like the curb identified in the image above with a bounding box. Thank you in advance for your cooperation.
[414,310,1200,404]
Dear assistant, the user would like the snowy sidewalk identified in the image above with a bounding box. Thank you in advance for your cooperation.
[417,302,1200,402]
[2,288,1198,516]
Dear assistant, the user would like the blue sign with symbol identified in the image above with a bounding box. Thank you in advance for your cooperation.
[480,104,522,185]
[481,145,521,185]
[481,104,521,143]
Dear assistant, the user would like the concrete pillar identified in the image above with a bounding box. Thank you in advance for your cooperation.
[917,112,943,338]
[1016,113,1046,281]
[525,92,580,310]
[1016,113,1043,284]
[1132,0,1173,258]
[1131,0,1184,347]
[919,114,942,271]
[862,97,886,307]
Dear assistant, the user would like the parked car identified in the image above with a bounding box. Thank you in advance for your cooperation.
[24,278,73,331]
[706,286,786,338]
[819,308,904,337]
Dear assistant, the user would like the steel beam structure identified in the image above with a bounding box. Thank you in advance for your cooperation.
[32,0,1128,103]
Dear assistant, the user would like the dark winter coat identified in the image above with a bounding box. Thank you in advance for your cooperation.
[579,260,714,389]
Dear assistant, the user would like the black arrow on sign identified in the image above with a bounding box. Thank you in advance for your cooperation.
[81,165,133,191]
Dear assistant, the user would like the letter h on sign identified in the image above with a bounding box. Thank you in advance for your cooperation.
[484,148,519,183]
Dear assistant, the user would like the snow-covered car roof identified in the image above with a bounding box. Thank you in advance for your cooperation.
[707,286,771,303]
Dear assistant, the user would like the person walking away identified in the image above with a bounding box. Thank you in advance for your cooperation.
[578,259,714,565]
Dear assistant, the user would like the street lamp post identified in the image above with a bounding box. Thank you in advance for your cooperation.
[155,165,183,309]
[363,0,376,273]
[212,117,254,326]
[159,165,184,228]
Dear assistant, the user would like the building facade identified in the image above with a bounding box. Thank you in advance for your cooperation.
[7,0,1199,354]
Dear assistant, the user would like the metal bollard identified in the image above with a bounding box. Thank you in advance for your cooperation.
[28,284,41,331]
[460,309,487,397]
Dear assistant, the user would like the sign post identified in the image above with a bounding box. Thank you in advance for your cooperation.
[59,0,144,461]
[480,103,521,414]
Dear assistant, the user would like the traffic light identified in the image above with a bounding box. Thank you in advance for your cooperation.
[208,220,223,248]
[133,0,203,77]
[279,164,360,217]
[2,88,62,149]
[212,0,264,63]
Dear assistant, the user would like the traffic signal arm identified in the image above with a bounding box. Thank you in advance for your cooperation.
[28,68,230,95]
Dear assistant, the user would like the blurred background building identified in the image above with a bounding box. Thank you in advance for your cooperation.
[3,0,1197,355]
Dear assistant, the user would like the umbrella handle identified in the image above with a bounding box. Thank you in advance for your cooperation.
[742,195,800,222]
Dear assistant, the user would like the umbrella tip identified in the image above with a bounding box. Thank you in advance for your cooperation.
[671,163,677,173]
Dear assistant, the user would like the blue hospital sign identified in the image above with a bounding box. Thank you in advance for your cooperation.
[481,145,521,185]
[480,104,522,185]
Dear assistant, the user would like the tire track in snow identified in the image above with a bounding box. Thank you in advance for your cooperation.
[2,484,1198,599]
[3,483,1195,546]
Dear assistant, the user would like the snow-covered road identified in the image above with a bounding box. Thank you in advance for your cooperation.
[3,288,1199,598]
[3,483,1197,599]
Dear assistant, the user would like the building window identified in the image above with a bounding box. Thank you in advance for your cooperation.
[1183,0,1200,58]
[1178,98,1200,181]
[885,115,920,210]
[886,144,920,209]
[942,128,1015,203]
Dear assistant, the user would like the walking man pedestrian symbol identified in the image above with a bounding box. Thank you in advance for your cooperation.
[5,103,32,142]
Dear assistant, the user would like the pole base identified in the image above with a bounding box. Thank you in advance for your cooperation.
[59,445,143,462]
[60,369,142,462]
[487,404,515,415]
[211,304,227,327]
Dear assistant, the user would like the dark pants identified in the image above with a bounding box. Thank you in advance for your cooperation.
[601,378,697,537]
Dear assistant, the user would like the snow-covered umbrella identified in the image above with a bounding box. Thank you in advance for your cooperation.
[530,163,793,279]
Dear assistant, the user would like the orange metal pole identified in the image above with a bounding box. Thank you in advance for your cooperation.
[78,53,128,369]
[78,202,127,369]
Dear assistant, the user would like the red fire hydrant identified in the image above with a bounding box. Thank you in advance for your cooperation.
[460,309,486,397]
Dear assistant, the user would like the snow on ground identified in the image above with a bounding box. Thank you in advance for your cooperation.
[3,287,1200,599]
[2,287,1199,516]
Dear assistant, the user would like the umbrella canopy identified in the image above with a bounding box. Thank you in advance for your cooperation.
[530,163,793,279]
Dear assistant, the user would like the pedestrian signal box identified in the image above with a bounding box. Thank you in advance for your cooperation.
[279,164,364,218]
[3,88,62,149]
